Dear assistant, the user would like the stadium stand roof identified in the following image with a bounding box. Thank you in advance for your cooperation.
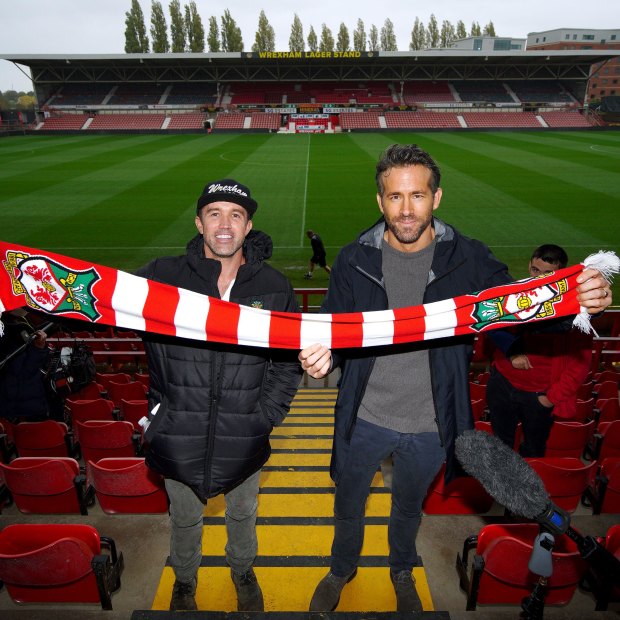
[1,50,618,85]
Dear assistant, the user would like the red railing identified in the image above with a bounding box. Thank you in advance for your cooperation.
[294,288,327,312]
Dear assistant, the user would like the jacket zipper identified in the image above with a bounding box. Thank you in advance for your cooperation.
[423,264,466,448]
[344,264,385,439]
[204,350,222,494]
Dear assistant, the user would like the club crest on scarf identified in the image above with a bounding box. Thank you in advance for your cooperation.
[2,250,101,321]
[470,276,566,331]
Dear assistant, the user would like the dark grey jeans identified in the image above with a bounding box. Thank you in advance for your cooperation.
[164,470,260,583]
[331,418,445,577]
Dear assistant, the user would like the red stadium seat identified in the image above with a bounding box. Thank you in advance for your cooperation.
[65,398,116,433]
[585,457,620,515]
[596,398,620,425]
[525,457,597,512]
[470,399,486,422]
[106,380,147,408]
[133,372,150,389]
[593,370,620,385]
[423,463,494,514]
[474,420,492,435]
[0,457,90,514]
[580,524,620,610]
[593,380,619,402]
[74,420,139,463]
[0,524,123,609]
[476,371,490,386]
[107,340,140,369]
[86,457,168,513]
[95,372,132,393]
[590,420,620,461]
[119,399,148,431]
[474,420,523,451]
[13,420,73,458]
[545,420,595,458]
[571,398,595,423]
[468,382,487,408]
[456,523,586,610]
[72,381,105,400]
[576,381,594,401]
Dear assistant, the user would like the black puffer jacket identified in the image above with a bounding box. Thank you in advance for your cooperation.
[136,231,302,500]
[324,217,512,483]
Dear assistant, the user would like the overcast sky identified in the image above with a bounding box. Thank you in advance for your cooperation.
[1,1,618,92]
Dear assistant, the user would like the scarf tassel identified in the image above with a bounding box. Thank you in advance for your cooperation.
[574,251,620,334]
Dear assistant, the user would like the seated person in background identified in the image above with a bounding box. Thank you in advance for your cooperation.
[486,244,593,457]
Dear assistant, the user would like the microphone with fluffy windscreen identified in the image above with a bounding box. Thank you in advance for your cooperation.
[455,429,620,585]
[454,429,570,532]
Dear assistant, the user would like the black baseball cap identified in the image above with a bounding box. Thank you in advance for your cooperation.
[196,178,258,218]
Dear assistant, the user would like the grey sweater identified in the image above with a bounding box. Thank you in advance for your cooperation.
[357,237,437,433]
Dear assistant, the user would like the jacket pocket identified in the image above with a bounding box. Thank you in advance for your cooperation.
[143,396,170,445]
[257,399,275,430]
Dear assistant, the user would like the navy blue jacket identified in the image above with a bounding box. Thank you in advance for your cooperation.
[323,217,511,482]
[137,231,302,501]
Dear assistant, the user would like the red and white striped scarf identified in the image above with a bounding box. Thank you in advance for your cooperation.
[0,240,617,348]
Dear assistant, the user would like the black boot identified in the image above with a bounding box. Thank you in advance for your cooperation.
[169,577,197,611]
[231,567,264,611]
[309,569,357,611]
[390,569,422,612]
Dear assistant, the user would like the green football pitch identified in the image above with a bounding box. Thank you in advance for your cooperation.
[0,131,619,296]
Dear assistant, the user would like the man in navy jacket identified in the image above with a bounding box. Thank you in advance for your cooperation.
[299,144,612,612]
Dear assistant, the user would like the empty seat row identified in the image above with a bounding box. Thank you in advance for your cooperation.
[541,111,592,128]
[250,112,281,129]
[461,112,543,128]
[384,111,462,129]
[87,114,166,130]
[40,114,88,130]
[3,417,142,462]
[214,113,247,129]
[4,451,612,518]
[340,112,382,129]
[166,112,207,129]
[0,456,168,515]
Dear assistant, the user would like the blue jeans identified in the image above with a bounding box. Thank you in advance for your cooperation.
[331,418,445,577]
[165,470,260,583]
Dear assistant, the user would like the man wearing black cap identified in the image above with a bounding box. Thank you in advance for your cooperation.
[137,179,302,611]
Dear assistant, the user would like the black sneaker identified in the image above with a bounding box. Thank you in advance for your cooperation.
[309,569,357,612]
[390,569,422,612]
[303,273,313,279]
[170,578,197,611]
[231,567,264,611]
